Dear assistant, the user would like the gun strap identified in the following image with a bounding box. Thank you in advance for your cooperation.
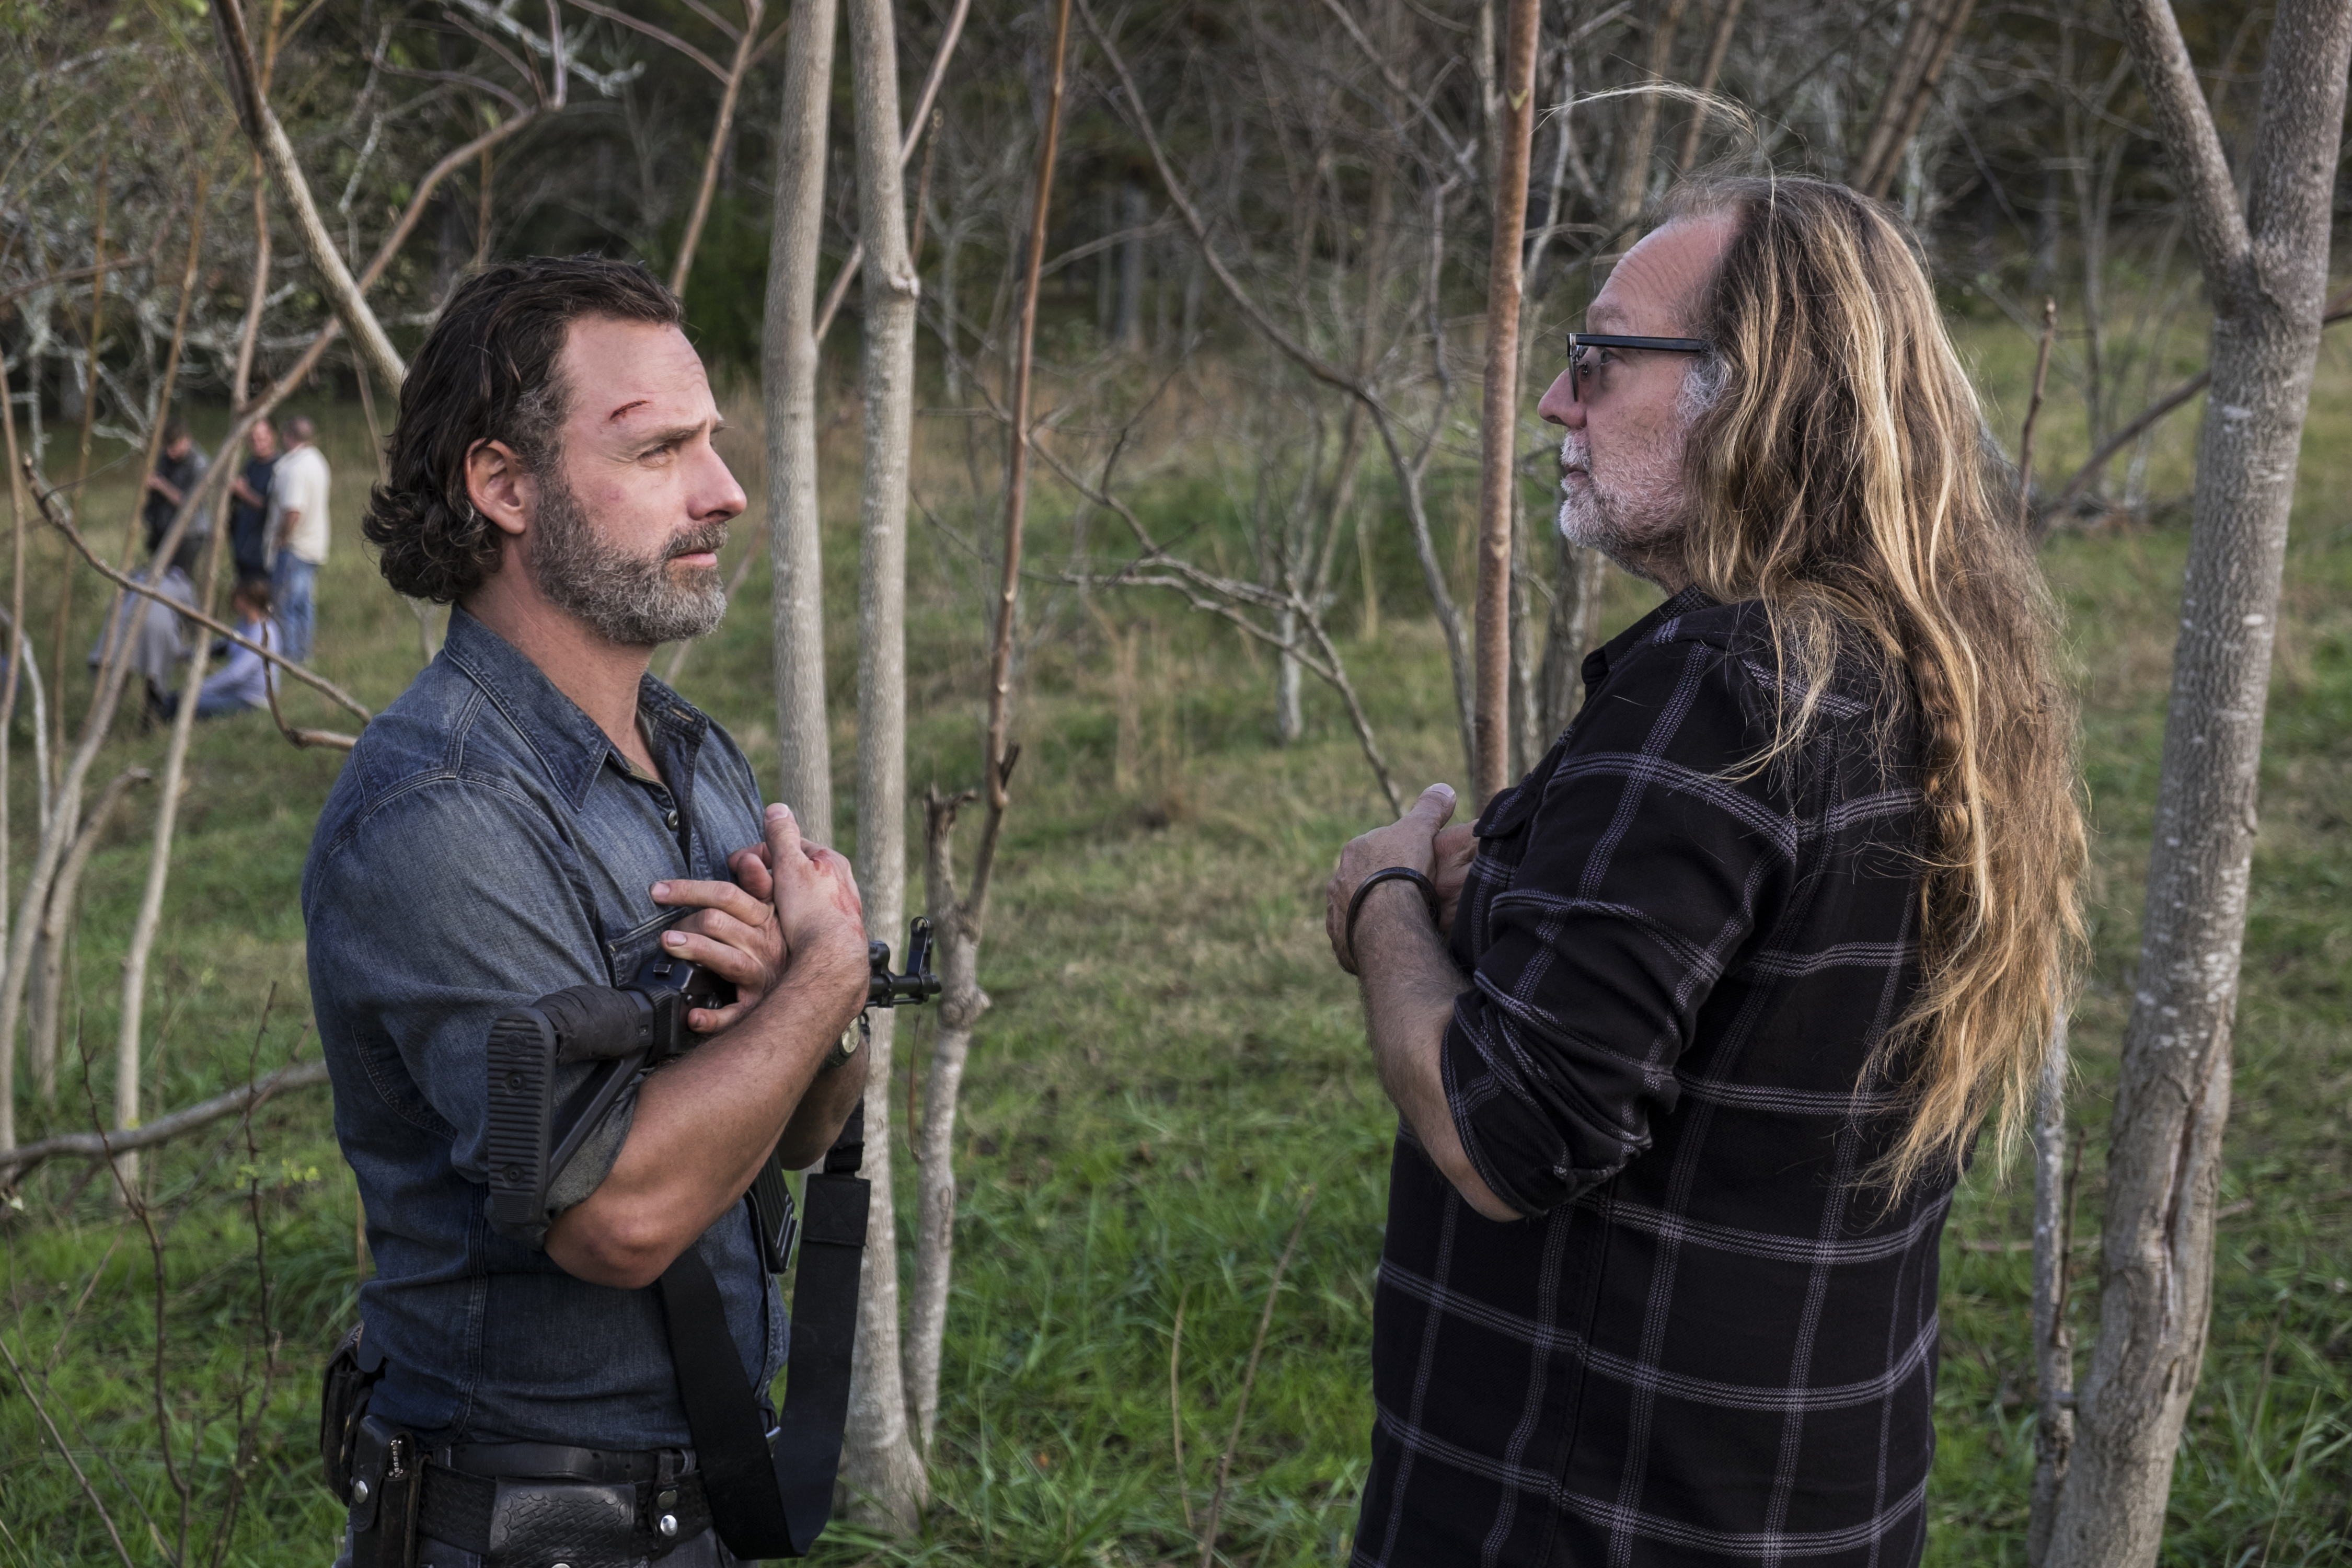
[655,1100,869,1560]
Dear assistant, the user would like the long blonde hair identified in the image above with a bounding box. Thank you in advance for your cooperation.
[1668,175,2085,1195]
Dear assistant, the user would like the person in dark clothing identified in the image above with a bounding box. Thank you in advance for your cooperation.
[227,417,280,583]
[1326,178,2084,1566]
[142,421,210,574]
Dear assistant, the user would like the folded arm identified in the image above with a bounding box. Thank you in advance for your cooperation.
[546,804,871,1288]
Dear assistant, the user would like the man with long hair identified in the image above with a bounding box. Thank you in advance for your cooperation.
[1328,177,2083,1564]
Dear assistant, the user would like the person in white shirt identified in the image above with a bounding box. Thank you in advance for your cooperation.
[160,577,281,721]
[266,414,331,661]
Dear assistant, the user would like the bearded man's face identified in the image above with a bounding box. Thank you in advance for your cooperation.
[1536,215,1739,588]
[514,315,743,648]
[528,465,729,648]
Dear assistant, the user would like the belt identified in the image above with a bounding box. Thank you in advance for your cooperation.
[413,1447,714,1560]
[435,1442,691,1485]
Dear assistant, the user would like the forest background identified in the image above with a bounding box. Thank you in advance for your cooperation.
[2,0,2349,1563]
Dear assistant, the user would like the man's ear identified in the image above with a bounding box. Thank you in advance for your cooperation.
[465,440,533,540]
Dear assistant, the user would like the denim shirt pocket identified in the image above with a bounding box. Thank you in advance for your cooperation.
[603,906,689,986]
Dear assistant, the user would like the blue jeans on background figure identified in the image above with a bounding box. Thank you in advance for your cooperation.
[273,551,318,663]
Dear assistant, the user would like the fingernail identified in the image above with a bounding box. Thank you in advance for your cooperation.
[651,882,671,899]
[664,931,685,946]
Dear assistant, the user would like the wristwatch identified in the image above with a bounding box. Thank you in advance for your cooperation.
[823,1016,866,1071]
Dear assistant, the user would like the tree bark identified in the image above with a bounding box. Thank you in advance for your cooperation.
[112,183,218,1195]
[2028,1009,2077,1564]
[2043,2,2352,1561]
[906,0,1071,1462]
[670,1,767,297]
[1473,0,1539,806]
[1606,0,1691,238]
[840,0,928,1528]
[1851,0,1977,201]
[1537,539,1608,739]
[1671,0,1748,176]
[32,769,149,1106]
[763,0,841,845]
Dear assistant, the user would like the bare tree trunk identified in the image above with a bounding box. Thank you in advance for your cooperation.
[35,770,151,1103]
[670,0,767,296]
[763,0,841,844]
[1606,0,1691,238]
[1850,0,1977,200]
[907,0,1072,1465]
[840,0,928,1528]
[2028,1008,2076,1564]
[1273,604,1302,743]
[0,354,26,1138]
[1473,0,1539,806]
[116,515,233,1196]
[1671,0,1749,176]
[2043,3,2352,1562]
[1537,539,1608,739]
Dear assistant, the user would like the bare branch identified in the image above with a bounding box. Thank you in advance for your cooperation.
[0,1338,139,1568]
[28,463,373,726]
[0,1062,330,1185]
[214,0,405,387]
[566,0,728,80]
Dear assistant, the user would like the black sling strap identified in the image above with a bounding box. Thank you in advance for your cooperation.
[656,1101,870,1559]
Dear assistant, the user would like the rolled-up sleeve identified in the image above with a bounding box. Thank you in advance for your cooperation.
[1440,638,1794,1216]
[306,778,639,1241]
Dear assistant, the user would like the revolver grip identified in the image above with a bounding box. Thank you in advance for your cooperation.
[485,1007,559,1238]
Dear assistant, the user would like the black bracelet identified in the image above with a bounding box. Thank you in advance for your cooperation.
[1345,866,1440,961]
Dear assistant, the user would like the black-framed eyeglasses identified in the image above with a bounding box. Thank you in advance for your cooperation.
[1564,333,1712,401]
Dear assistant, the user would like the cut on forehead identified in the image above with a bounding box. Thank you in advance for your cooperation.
[556,314,712,426]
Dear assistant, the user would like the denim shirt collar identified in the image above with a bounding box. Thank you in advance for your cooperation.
[440,605,710,815]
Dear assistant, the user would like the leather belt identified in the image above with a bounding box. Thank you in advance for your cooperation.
[413,1456,714,1558]
[434,1441,689,1485]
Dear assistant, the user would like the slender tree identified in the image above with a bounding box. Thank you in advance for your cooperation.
[762,0,841,845]
[1473,0,1539,804]
[2039,2,2352,1561]
[839,0,929,1526]
[907,0,1074,1460]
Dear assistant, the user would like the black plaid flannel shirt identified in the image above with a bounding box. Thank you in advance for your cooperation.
[1354,589,1950,1567]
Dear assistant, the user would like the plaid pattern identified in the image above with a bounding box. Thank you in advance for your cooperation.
[1354,589,1951,1567]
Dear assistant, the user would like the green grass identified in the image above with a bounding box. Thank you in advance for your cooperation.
[4,318,2351,1565]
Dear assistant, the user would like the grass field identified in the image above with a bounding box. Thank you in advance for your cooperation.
[2,310,2348,1566]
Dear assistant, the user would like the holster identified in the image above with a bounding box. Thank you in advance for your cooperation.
[320,1323,386,1503]
[347,1413,424,1568]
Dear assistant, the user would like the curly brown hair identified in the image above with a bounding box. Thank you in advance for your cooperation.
[363,257,683,603]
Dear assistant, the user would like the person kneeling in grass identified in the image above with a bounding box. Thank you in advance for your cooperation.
[160,577,282,721]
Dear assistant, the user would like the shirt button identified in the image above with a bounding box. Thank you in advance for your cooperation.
[664,809,681,831]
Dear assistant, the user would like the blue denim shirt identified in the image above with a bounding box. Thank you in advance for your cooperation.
[304,607,782,1447]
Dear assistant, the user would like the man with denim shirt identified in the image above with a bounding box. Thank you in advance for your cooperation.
[309,258,869,1567]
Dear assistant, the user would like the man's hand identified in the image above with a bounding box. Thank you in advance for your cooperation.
[649,804,867,1034]
[544,802,872,1288]
[1432,823,1477,937]
[651,845,786,1033]
[760,802,867,986]
[1325,783,1456,975]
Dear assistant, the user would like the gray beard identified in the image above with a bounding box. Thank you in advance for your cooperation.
[531,473,728,648]
[1556,434,1689,587]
